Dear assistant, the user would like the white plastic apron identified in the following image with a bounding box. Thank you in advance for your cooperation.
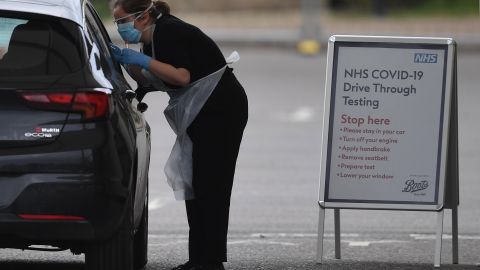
[142,33,240,199]
[163,67,226,200]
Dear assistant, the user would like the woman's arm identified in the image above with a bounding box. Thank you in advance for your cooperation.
[148,59,191,87]
[126,65,149,86]
[111,44,191,87]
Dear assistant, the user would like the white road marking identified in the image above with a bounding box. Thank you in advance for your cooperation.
[410,234,480,240]
[149,240,187,247]
[250,233,359,238]
[146,232,480,248]
[148,197,171,211]
[250,233,316,238]
[324,233,360,238]
[346,240,407,247]
[347,241,370,247]
[147,238,297,247]
[148,234,188,239]
[274,107,315,123]
[228,240,298,246]
[148,240,297,247]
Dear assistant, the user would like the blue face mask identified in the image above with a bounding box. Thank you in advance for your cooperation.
[117,21,142,44]
[115,3,156,44]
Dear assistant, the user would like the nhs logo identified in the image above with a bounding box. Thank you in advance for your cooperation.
[414,53,438,63]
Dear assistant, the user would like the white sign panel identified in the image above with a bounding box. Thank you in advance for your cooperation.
[319,36,455,210]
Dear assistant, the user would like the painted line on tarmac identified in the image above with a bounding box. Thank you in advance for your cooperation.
[250,233,359,238]
[273,106,316,123]
[250,233,317,238]
[149,240,187,247]
[146,233,480,248]
[228,240,298,246]
[148,239,298,247]
[149,234,188,239]
[345,240,408,247]
[148,233,311,247]
[148,233,359,240]
[410,234,480,240]
[148,197,172,211]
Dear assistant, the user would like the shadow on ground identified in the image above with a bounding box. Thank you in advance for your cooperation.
[315,260,478,270]
[0,260,478,270]
[0,261,83,270]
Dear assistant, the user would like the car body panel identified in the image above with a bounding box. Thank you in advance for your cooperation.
[0,0,84,25]
[0,0,151,252]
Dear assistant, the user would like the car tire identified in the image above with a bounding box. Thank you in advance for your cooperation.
[134,194,148,269]
[85,194,134,270]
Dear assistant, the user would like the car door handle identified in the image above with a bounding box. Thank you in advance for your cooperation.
[124,90,137,101]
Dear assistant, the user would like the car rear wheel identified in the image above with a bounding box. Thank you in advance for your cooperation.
[85,194,134,270]
[133,193,148,269]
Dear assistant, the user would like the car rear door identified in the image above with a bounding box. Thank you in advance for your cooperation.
[0,12,86,148]
[84,4,150,223]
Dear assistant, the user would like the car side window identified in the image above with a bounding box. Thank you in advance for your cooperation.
[0,16,84,77]
[0,18,27,60]
[85,21,113,79]
[86,5,114,46]
[85,5,123,74]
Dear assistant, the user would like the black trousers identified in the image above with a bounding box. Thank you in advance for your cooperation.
[186,67,248,263]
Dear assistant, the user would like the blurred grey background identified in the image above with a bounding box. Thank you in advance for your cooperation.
[1,1,479,269]
[96,0,480,51]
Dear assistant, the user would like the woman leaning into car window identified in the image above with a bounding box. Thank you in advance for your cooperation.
[110,1,248,270]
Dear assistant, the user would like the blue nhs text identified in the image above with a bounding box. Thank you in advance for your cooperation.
[414,53,438,63]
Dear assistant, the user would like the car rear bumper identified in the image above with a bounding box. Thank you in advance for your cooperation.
[0,213,94,248]
[0,173,128,247]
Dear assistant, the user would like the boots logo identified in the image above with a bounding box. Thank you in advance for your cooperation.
[402,179,429,193]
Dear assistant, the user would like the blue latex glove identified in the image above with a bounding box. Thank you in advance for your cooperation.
[109,44,151,69]
[110,43,122,61]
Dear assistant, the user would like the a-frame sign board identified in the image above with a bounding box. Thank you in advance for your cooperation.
[317,35,458,268]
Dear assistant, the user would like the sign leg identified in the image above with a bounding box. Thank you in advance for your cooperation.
[334,209,341,259]
[317,206,326,264]
[452,207,459,264]
[434,210,444,268]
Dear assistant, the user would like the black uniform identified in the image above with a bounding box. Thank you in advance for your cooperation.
[144,15,248,263]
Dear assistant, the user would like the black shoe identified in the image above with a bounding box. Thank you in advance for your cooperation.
[172,261,205,270]
[204,263,225,270]
[172,261,225,270]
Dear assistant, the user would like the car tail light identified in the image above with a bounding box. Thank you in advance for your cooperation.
[18,214,86,221]
[19,89,111,120]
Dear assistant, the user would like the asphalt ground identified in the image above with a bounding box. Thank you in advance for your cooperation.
[1,5,479,269]
[1,232,480,269]
[1,46,479,269]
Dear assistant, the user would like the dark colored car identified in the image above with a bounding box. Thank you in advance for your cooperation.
[0,1,151,269]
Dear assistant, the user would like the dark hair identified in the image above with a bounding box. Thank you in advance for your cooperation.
[112,0,170,17]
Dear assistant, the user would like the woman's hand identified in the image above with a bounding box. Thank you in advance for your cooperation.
[110,43,122,58]
[110,43,190,88]
[110,44,151,69]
